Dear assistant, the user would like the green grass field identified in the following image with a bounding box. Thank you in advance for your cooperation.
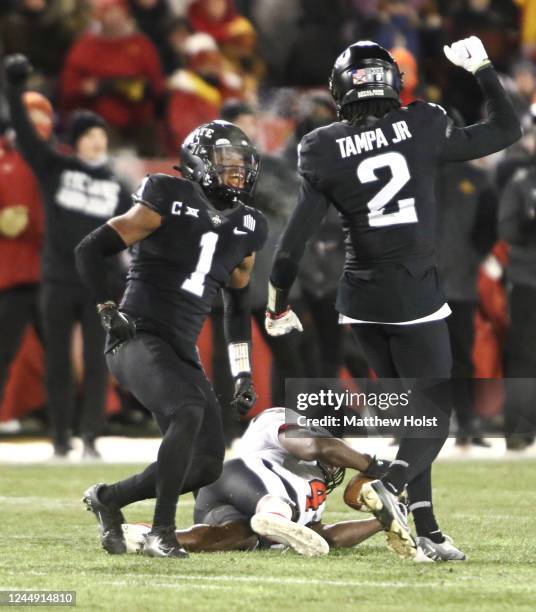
[1,460,535,611]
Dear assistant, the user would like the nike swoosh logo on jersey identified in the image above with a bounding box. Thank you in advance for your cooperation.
[234,228,248,235]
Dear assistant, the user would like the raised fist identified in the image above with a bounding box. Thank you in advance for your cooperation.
[443,36,491,74]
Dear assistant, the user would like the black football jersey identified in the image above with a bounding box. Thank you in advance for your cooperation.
[120,174,267,349]
[299,102,453,321]
[271,67,519,323]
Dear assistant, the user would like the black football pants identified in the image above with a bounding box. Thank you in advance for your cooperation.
[40,282,107,446]
[105,332,225,527]
[351,319,452,510]
[0,284,41,406]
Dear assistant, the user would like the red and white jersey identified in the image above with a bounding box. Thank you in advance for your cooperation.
[236,408,328,526]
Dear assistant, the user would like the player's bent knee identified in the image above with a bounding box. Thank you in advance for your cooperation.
[194,454,224,488]
[255,494,293,520]
[170,401,205,430]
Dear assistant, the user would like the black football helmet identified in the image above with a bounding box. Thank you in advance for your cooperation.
[329,41,403,115]
[179,120,259,207]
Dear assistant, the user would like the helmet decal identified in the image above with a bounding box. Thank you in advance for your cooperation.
[329,40,403,113]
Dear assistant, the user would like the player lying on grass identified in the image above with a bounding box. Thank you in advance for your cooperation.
[118,407,386,556]
[115,408,463,560]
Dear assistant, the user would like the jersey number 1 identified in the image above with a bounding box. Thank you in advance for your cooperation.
[181,232,219,297]
[357,151,418,227]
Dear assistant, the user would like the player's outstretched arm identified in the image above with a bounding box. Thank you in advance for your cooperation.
[75,203,161,340]
[278,431,384,475]
[310,517,383,548]
[441,36,521,162]
[266,176,329,336]
[223,256,258,419]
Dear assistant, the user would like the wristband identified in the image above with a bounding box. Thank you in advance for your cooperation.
[267,281,290,315]
[228,342,251,378]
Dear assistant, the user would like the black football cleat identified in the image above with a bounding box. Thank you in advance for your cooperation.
[142,526,189,558]
[82,483,126,555]
[359,480,416,560]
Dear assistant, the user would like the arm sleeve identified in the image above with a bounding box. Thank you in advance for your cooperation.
[440,67,522,163]
[75,223,128,304]
[270,175,330,290]
[6,84,60,176]
[499,173,536,246]
[222,284,252,344]
[222,284,252,378]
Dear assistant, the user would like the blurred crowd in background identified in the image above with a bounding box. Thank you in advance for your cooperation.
[1,0,536,455]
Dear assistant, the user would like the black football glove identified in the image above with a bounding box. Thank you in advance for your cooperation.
[98,301,136,342]
[362,455,391,480]
[231,375,257,419]
[4,54,33,86]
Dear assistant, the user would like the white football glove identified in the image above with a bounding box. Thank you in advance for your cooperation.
[265,309,303,337]
[443,36,491,74]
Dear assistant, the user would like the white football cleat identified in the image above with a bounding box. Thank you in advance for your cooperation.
[250,512,329,557]
[415,535,466,562]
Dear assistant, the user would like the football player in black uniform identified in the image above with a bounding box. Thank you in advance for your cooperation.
[75,121,267,558]
[266,37,521,560]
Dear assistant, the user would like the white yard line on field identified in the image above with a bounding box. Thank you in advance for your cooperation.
[5,570,536,592]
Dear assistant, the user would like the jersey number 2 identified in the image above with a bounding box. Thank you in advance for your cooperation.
[357,151,418,227]
[181,232,219,297]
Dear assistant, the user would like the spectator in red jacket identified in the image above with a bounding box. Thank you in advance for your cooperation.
[60,0,165,155]
[0,91,48,419]
[166,32,243,151]
[187,0,237,43]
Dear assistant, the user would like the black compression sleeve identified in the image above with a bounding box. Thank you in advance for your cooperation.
[222,285,252,378]
[75,223,128,304]
[270,177,330,293]
[441,67,521,162]
[222,285,252,344]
